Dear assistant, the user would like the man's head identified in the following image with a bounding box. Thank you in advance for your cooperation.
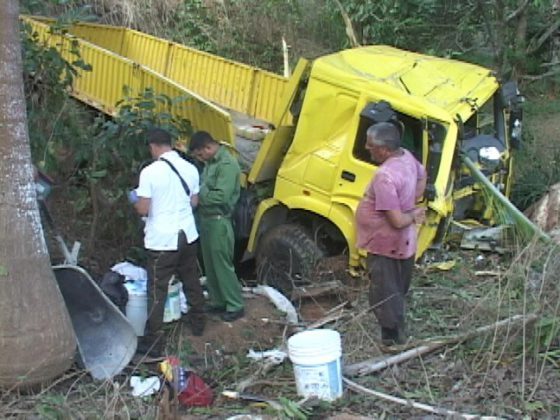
[189,131,220,162]
[365,122,401,164]
[146,127,172,158]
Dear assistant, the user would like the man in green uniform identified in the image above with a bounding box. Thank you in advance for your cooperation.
[189,131,245,321]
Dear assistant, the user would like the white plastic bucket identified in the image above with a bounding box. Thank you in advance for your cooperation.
[287,329,343,401]
[126,291,148,336]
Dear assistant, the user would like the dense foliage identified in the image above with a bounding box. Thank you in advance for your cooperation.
[20,9,194,262]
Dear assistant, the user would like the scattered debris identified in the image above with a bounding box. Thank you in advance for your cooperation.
[222,390,283,411]
[474,270,503,277]
[249,285,298,324]
[291,281,343,300]
[159,356,213,407]
[460,225,510,253]
[425,260,456,271]
[246,348,288,365]
[130,376,160,397]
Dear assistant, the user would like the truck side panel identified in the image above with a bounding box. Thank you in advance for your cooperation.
[37,18,289,123]
[23,17,235,144]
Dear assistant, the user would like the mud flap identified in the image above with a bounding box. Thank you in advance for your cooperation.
[53,265,137,380]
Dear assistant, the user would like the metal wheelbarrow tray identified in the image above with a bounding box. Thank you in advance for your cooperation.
[53,265,137,380]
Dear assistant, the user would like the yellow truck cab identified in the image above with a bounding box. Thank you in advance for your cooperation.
[25,17,523,295]
[247,47,522,293]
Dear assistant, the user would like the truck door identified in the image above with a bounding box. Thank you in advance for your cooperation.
[332,100,426,209]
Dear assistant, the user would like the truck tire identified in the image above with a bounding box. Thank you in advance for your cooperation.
[256,223,324,296]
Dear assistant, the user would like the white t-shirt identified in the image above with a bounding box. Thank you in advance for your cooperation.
[136,150,200,250]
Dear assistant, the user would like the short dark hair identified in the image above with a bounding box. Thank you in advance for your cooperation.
[146,127,172,146]
[366,122,401,151]
[189,131,217,151]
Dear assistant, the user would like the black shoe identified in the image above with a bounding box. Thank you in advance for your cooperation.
[381,327,399,346]
[183,313,206,336]
[221,308,245,322]
[203,304,226,314]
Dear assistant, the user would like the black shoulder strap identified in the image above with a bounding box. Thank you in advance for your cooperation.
[160,157,191,196]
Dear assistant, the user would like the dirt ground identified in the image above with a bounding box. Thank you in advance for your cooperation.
[2,245,560,419]
[7,130,560,418]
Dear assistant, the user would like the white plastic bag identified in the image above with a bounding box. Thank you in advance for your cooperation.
[163,277,182,323]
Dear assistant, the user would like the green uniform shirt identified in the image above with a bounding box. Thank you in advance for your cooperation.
[198,146,241,217]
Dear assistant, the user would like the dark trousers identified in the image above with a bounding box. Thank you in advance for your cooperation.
[145,231,205,347]
[367,254,414,330]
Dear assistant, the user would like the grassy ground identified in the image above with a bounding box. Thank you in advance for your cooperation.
[2,243,559,418]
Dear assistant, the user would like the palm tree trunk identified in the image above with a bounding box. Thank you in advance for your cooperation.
[0,0,76,388]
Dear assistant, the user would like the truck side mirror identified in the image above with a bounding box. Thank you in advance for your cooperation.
[500,81,524,150]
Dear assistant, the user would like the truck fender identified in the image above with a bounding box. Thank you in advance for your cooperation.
[248,196,360,267]
[247,198,288,253]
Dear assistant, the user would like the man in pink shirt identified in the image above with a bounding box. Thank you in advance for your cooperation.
[356,122,427,346]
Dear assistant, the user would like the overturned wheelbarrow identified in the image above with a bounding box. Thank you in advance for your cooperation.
[53,265,137,380]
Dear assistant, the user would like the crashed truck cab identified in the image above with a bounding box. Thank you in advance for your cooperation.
[249,46,523,288]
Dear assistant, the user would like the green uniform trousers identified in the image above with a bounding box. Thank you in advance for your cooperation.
[199,216,244,312]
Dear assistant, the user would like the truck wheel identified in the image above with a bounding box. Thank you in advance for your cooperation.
[256,224,324,296]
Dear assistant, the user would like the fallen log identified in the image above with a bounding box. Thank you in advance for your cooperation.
[343,377,502,419]
[344,313,538,377]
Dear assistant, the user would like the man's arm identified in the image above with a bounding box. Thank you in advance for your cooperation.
[385,209,423,229]
[199,163,238,207]
[190,193,199,208]
[134,197,151,216]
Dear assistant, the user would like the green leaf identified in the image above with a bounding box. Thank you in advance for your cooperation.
[89,169,108,179]
[0,266,7,276]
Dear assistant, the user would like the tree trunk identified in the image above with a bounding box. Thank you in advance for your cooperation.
[0,0,76,388]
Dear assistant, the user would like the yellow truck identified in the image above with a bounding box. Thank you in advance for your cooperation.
[26,17,523,293]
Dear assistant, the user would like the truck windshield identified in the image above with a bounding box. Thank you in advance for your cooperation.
[463,93,506,148]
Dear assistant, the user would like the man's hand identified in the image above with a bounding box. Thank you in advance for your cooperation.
[128,190,139,204]
[412,207,426,225]
[386,207,426,229]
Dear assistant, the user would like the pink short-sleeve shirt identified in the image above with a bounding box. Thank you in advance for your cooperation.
[356,149,426,259]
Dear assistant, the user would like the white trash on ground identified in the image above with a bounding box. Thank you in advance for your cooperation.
[130,375,161,397]
[246,348,288,365]
[250,285,298,325]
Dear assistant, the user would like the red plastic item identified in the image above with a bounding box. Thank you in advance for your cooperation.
[177,371,214,407]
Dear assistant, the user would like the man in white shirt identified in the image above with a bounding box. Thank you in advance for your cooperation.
[132,128,205,356]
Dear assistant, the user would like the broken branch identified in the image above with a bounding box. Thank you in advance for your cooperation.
[343,377,501,419]
[506,0,530,23]
[344,313,538,377]
[526,18,560,55]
